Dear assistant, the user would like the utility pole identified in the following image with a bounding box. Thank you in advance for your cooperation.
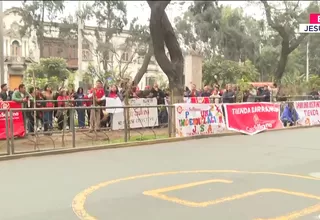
[0,1,4,85]
[77,0,83,88]
[306,37,309,82]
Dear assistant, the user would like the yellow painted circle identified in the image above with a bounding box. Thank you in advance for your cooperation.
[72,170,320,220]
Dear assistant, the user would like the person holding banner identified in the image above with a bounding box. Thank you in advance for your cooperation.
[104,85,123,128]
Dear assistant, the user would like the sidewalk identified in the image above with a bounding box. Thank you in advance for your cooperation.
[0,127,170,154]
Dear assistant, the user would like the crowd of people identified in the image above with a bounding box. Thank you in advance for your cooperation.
[184,83,279,103]
[184,83,320,102]
[0,80,168,135]
[0,80,319,135]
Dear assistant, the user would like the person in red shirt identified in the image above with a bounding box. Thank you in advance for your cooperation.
[43,84,54,132]
[56,89,70,130]
[88,80,105,132]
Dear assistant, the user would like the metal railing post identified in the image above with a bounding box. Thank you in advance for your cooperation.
[168,105,172,138]
[5,110,10,155]
[9,109,14,154]
[124,106,128,142]
[70,108,76,148]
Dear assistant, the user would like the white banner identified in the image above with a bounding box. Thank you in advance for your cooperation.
[174,103,226,137]
[293,100,320,126]
[112,98,159,130]
[105,97,123,114]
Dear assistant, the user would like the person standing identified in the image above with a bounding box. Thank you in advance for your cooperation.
[262,85,271,102]
[222,84,235,103]
[88,80,105,132]
[247,85,257,102]
[43,85,54,132]
[12,84,33,131]
[74,87,86,128]
[56,89,70,130]
[0,83,9,101]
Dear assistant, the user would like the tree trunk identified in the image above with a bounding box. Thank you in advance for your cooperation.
[274,40,289,83]
[148,0,184,104]
[133,44,153,86]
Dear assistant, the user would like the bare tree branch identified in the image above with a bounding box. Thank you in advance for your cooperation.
[133,44,154,85]
[261,0,288,39]
[288,34,308,53]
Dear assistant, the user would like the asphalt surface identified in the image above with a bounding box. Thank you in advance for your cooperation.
[0,127,320,220]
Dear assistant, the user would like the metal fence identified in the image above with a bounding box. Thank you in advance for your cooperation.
[0,95,316,156]
[0,105,175,156]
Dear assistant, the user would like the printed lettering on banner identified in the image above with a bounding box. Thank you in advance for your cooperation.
[183,97,210,104]
[174,103,226,137]
[294,100,320,126]
[224,102,283,135]
[105,97,123,113]
[0,101,25,139]
[112,98,158,130]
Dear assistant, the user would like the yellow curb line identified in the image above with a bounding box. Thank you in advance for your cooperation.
[0,125,319,161]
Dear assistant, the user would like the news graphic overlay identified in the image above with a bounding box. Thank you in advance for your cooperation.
[299,13,320,33]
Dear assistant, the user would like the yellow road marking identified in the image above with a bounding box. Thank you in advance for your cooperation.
[255,203,320,220]
[144,179,233,194]
[71,170,320,220]
[143,179,232,207]
[144,187,320,208]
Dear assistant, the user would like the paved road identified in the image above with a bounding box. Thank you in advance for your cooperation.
[0,128,320,220]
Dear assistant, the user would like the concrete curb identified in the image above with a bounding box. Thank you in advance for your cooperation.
[0,125,319,161]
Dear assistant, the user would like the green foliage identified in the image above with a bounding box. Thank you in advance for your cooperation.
[24,57,71,89]
[83,62,117,85]
[175,1,320,89]
[202,58,259,87]
[24,76,60,90]
[175,2,263,61]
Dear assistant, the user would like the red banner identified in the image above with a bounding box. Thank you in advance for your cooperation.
[184,97,210,103]
[0,101,25,139]
[224,102,283,135]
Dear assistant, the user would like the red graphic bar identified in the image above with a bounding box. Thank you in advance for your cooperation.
[310,13,320,24]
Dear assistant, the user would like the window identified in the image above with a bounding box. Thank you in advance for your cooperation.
[57,47,63,56]
[11,40,21,57]
[121,52,129,62]
[68,44,77,59]
[82,49,91,61]
[146,76,156,87]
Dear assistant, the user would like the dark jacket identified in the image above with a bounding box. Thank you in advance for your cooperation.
[222,90,235,103]
[150,88,165,105]
[201,91,211,97]
[0,91,8,101]
[262,89,271,102]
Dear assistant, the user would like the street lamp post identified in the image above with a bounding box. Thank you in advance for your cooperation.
[306,36,309,82]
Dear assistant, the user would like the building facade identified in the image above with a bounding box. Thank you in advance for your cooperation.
[3,7,167,90]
